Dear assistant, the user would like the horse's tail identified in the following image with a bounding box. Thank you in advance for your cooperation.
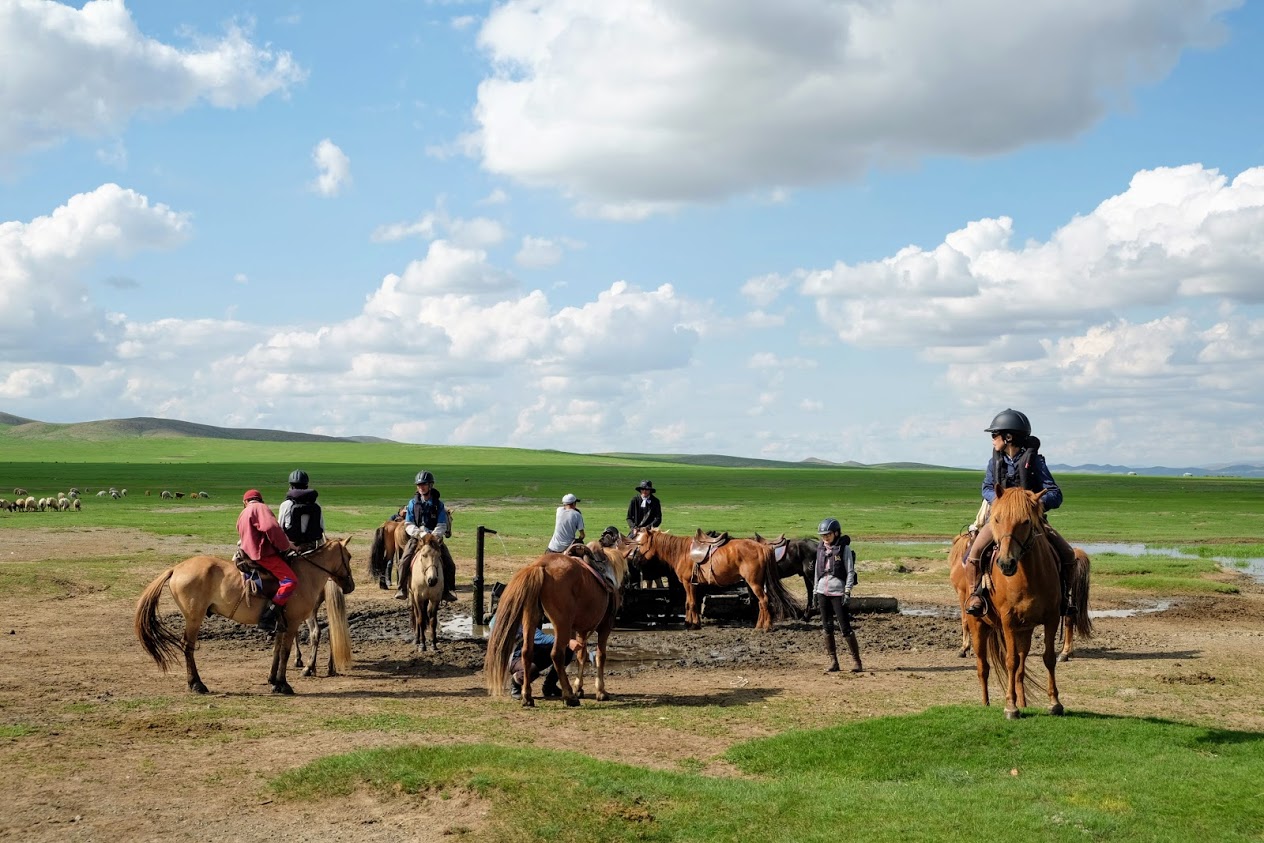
[368,527,388,580]
[134,568,183,672]
[484,563,545,697]
[1071,549,1093,639]
[762,547,804,621]
[324,578,353,673]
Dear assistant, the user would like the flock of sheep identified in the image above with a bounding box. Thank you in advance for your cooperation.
[1,486,212,512]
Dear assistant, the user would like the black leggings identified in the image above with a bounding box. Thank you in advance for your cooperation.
[819,594,853,636]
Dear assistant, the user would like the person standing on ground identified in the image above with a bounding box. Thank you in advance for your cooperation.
[237,489,296,635]
[814,518,862,673]
[547,493,586,553]
[626,480,662,533]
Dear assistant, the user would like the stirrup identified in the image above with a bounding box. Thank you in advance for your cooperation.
[965,594,986,617]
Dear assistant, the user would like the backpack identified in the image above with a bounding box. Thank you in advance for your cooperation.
[285,500,323,545]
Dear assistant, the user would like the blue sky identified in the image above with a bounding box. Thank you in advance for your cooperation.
[2,0,1263,469]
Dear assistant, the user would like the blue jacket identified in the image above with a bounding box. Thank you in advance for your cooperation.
[405,492,448,533]
[983,450,1063,511]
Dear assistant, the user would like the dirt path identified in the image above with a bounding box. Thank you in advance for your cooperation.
[2,529,1263,841]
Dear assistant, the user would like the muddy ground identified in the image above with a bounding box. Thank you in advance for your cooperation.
[2,527,1263,841]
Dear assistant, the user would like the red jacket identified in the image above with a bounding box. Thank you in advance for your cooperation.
[237,500,293,561]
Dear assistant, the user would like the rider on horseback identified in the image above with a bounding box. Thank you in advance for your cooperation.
[278,469,324,549]
[237,489,296,634]
[963,409,1078,619]
[395,470,457,603]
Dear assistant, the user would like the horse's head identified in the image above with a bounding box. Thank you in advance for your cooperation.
[324,537,356,594]
[990,487,1044,576]
[416,533,444,586]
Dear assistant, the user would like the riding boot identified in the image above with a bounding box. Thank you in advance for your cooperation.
[258,601,286,635]
[394,557,411,600]
[823,626,839,673]
[964,557,986,616]
[844,633,863,673]
[1059,559,1077,619]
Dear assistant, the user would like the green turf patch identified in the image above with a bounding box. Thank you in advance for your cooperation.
[0,724,38,739]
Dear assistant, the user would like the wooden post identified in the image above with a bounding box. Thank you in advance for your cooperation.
[474,526,496,623]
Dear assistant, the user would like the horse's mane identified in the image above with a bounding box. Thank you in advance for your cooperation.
[991,487,1043,525]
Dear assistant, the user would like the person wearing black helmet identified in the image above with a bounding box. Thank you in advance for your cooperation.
[278,469,325,548]
[962,409,1077,618]
[814,518,862,673]
[626,480,662,533]
[395,470,457,603]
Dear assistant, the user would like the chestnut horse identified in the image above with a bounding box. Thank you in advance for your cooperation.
[630,528,801,630]
[571,537,632,698]
[135,538,355,695]
[409,533,445,652]
[368,511,406,589]
[952,489,1092,718]
[950,536,1092,664]
[485,545,620,707]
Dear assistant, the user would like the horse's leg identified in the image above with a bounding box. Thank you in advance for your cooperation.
[969,619,990,706]
[1044,620,1064,715]
[413,600,425,653]
[270,631,297,694]
[746,578,771,630]
[182,613,209,694]
[429,597,440,652]
[550,620,579,707]
[572,635,588,699]
[1058,616,1074,663]
[681,579,701,630]
[1002,626,1023,719]
[958,616,971,658]
[594,621,612,701]
[1014,628,1034,710]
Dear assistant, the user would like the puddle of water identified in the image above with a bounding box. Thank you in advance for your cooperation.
[1077,542,1264,584]
[898,598,1176,620]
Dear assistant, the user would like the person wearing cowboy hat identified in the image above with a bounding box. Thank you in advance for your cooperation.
[547,493,586,553]
[626,480,662,533]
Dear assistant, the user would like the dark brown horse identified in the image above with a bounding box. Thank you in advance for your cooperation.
[368,511,407,588]
[950,537,1091,664]
[754,533,820,613]
[485,545,620,707]
[630,528,801,630]
[135,538,355,695]
[951,490,1091,718]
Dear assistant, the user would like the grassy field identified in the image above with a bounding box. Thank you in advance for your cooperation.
[4,431,1264,840]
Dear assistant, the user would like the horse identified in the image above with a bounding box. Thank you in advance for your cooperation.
[950,535,1093,664]
[754,533,820,613]
[135,538,356,695]
[368,517,405,588]
[409,533,445,652]
[485,545,621,707]
[629,528,801,630]
[292,579,354,677]
[569,537,632,698]
[951,489,1092,718]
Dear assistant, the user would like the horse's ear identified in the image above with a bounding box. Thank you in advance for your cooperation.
[753,532,763,541]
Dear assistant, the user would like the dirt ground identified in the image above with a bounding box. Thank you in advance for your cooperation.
[2,527,1263,841]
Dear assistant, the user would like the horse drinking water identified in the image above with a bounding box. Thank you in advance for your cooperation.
[135,538,355,694]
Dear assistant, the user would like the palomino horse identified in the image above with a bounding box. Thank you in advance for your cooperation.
[951,489,1092,718]
[485,545,621,707]
[409,533,445,652]
[135,538,355,694]
[754,533,820,614]
[293,579,353,677]
[950,538,1092,664]
[630,528,801,630]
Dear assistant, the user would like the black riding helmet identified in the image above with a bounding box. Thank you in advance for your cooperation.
[415,470,436,485]
[817,517,841,535]
[985,408,1032,438]
[288,469,310,489]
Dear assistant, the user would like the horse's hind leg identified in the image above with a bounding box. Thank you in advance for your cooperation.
[1044,621,1063,715]
[182,615,209,694]
[550,622,579,707]
[304,616,323,677]
[270,633,297,694]
[429,599,440,652]
[747,579,772,631]
[573,637,588,699]
[1058,617,1074,663]
[958,618,971,658]
[594,624,612,701]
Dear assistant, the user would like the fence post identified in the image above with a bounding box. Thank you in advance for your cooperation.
[474,526,497,623]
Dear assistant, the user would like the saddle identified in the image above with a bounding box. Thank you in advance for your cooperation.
[689,530,730,582]
[233,547,309,601]
[754,532,790,562]
[564,543,618,595]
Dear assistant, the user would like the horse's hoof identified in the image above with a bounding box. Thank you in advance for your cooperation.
[271,682,295,696]
[189,681,209,694]
[1057,653,1069,663]
[1048,703,1064,716]
[595,692,610,702]
[565,697,581,708]
[957,649,969,658]
[301,667,315,677]
[1004,708,1022,720]
[522,698,535,708]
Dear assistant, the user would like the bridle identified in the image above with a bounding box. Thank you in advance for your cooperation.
[294,540,354,590]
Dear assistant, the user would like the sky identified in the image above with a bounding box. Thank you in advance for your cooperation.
[2,0,1263,469]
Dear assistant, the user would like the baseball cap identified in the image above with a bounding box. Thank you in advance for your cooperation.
[562,493,579,505]
[243,489,263,503]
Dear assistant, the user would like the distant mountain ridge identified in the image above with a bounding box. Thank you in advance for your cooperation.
[0,413,390,444]
[1049,463,1264,479]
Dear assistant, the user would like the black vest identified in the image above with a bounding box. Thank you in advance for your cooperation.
[284,489,323,544]
[992,439,1044,495]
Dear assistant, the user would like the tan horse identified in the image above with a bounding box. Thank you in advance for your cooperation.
[135,538,355,695]
[629,528,800,630]
[293,580,354,677]
[950,535,1093,664]
[409,533,445,652]
[952,489,1092,718]
[485,545,621,707]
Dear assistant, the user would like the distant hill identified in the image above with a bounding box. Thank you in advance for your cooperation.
[1050,463,1264,479]
[598,452,956,470]
[0,414,380,444]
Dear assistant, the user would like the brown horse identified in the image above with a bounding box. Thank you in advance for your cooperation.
[952,489,1092,718]
[485,545,620,707]
[754,532,820,613]
[570,537,632,698]
[950,535,1093,664]
[409,533,445,652]
[135,538,355,695]
[630,528,801,630]
[368,511,407,588]
[293,579,354,677]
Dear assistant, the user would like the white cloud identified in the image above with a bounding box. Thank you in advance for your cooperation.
[0,0,305,162]
[470,0,1230,212]
[310,139,351,197]
[371,199,505,247]
[515,236,564,268]
[477,188,510,205]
